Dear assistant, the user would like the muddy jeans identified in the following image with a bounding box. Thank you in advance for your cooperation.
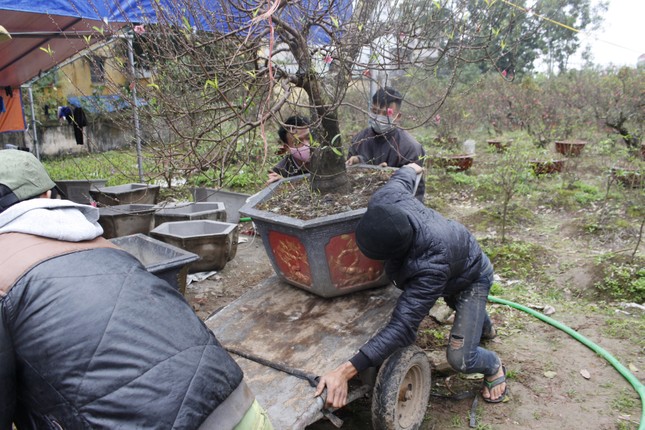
[444,254,500,377]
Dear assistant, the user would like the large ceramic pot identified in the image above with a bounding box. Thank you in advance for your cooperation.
[432,154,474,172]
[239,171,393,298]
[611,164,643,188]
[530,159,567,175]
[555,140,587,157]
[487,139,513,152]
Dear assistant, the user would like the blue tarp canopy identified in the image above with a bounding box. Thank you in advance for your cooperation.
[0,0,352,88]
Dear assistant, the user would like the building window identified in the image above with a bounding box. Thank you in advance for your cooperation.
[89,56,105,84]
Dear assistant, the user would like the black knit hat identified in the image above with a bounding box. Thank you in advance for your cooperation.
[355,205,413,260]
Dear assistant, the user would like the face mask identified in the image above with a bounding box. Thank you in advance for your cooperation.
[289,145,311,163]
[369,113,395,135]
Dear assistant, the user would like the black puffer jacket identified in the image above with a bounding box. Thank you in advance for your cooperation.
[351,167,484,371]
[0,247,243,430]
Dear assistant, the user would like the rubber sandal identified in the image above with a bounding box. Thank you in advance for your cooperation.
[482,365,508,403]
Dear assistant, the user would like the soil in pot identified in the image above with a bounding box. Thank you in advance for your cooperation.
[257,167,393,220]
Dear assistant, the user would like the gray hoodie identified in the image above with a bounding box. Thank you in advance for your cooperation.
[0,199,103,241]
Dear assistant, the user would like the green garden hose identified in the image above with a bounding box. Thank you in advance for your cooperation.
[488,295,645,430]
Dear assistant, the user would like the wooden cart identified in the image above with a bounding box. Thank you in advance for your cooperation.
[205,276,431,429]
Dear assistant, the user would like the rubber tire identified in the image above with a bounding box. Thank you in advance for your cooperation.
[371,345,432,430]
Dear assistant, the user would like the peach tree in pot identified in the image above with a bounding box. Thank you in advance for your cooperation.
[239,167,419,298]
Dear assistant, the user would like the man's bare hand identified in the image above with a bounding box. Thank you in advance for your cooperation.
[404,162,423,174]
[314,362,358,408]
[378,162,388,167]
[346,156,360,166]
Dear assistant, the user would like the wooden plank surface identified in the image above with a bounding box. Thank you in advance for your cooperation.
[206,277,400,429]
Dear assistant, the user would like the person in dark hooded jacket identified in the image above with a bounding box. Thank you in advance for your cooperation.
[0,150,273,430]
[315,163,508,407]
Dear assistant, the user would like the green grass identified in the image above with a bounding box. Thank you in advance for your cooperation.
[42,150,145,186]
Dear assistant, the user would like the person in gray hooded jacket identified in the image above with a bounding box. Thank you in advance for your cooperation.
[0,150,273,430]
[315,163,508,408]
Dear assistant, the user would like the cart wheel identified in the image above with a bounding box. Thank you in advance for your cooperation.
[371,345,431,430]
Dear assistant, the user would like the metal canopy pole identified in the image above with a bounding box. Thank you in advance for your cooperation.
[27,85,40,160]
[126,33,144,182]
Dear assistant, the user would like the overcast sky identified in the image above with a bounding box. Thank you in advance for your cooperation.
[576,0,645,67]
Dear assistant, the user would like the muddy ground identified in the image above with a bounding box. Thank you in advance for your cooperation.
[184,219,643,430]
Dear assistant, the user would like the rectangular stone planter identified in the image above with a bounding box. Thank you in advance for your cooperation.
[98,204,156,239]
[90,183,160,206]
[239,174,390,298]
[150,220,239,273]
[153,202,226,227]
[55,179,107,204]
[191,187,250,223]
[109,233,199,295]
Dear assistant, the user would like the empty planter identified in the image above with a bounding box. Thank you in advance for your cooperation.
[55,179,107,204]
[90,183,160,206]
[109,233,199,295]
[191,188,250,223]
[154,202,226,227]
[98,204,156,239]
[150,220,239,273]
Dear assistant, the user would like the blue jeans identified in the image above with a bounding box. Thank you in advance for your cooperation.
[444,254,500,376]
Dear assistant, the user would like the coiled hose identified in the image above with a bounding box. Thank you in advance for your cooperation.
[488,295,645,430]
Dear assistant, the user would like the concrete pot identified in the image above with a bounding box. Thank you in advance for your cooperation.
[109,233,199,295]
[555,140,587,157]
[191,188,250,223]
[98,204,155,239]
[239,174,390,298]
[153,202,226,227]
[150,220,239,273]
[91,183,160,206]
[54,179,107,204]
[487,139,512,152]
[611,165,643,188]
[433,154,474,172]
[530,159,567,175]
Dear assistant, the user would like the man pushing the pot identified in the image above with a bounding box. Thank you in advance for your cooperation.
[315,162,508,407]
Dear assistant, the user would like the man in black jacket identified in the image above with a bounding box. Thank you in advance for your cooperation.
[346,87,425,201]
[0,150,273,429]
[315,163,507,407]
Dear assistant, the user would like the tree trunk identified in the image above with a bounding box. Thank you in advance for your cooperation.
[310,112,350,194]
